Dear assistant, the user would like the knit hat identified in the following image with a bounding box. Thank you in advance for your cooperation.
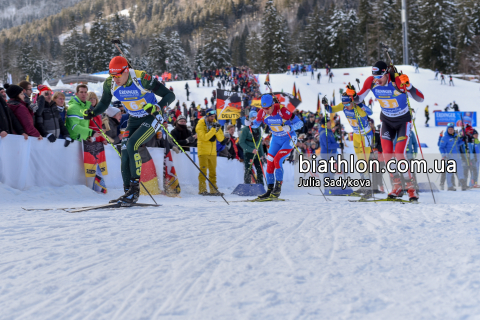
[341,94,352,103]
[446,123,454,129]
[37,84,51,94]
[109,56,129,75]
[105,106,121,117]
[249,110,257,119]
[4,84,23,99]
[112,100,124,108]
[177,115,187,122]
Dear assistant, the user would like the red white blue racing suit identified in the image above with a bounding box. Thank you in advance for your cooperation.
[252,104,303,184]
[354,75,424,179]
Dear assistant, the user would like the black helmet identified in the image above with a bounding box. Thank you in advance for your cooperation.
[372,61,388,76]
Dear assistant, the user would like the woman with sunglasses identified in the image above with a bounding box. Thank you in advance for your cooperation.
[83,56,175,205]
[248,94,303,199]
[347,61,424,202]
[325,93,373,197]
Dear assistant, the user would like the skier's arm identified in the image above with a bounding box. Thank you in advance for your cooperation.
[251,109,265,129]
[439,136,447,156]
[357,103,373,116]
[354,76,374,104]
[93,79,114,115]
[289,115,304,131]
[407,85,424,103]
[140,71,176,109]
[329,103,344,113]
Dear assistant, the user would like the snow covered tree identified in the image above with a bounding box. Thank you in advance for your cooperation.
[407,0,422,65]
[88,13,117,73]
[456,0,478,73]
[261,0,288,73]
[358,0,374,64]
[325,8,347,67]
[301,11,325,66]
[203,21,231,69]
[62,28,89,75]
[344,10,366,67]
[419,0,457,72]
[245,31,262,72]
[194,47,206,72]
[165,31,190,79]
[146,32,168,74]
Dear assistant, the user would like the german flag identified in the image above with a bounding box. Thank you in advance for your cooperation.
[317,95,321,114]
[83,140,108,193]
[297,89,302,102]
[163,135,181,197]
[139,146,161,196]
[292,82,297,98]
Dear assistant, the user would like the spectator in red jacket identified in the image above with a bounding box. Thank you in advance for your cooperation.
[0,94,28,140]
[4,84,42,140]
[87,92,107,145]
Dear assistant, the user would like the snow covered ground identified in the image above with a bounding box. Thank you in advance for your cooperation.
[4,67,480,319]
[2,183,480,319]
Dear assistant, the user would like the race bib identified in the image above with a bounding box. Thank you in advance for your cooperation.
[378,99,399,109]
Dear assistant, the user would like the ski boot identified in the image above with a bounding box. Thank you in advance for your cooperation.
[257,184,274,199]
[209,191,225,196]
[110,186,129,203]
[460,179,468,191]
[269,181,283,199]
[360,189,374,200]
[199,191,210,196]
[439,183,444,191]
[447,186,456,191]
[388,177,403,198]
[405,179,419,202]
[118,179,140,206]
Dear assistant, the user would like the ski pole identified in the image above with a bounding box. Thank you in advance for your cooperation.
[111,39,133,69]
[408,103,436,204]
[354,107,376,200]
[90,117,158,205]
[160,122,229,205]
[248,125,267,186]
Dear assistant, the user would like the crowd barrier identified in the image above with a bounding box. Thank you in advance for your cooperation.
[0,135,296,192]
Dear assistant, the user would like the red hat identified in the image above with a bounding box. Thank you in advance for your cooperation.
[109,56,129,74]
[37,84,51,93]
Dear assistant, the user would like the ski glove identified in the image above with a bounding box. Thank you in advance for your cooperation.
[346,84,357,99]
[212,122,222,130]
[64,137,73,147]
[283,125,291,132]
[143,103,157,115]
[46,133,56,143]
[398,74,410,89]
[186,136,196,143]
[244,120,251,126]
[83,109,95,120]
[321,96,329,106]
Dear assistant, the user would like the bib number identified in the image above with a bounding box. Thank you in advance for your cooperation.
[378,99,399,109]
[270,124,283,133]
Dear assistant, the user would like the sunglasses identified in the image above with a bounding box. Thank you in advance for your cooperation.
[342,102,351,106]
[110,72,124,78]
[373,72,386,79]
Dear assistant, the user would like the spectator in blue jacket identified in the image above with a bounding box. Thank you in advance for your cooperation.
[439,123,466,191]
[319,119,339,187]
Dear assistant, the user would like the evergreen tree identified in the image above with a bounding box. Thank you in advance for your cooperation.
[456,0,477,73]
[419,0,456,72]
[194,47,206,72]
[407,0,422,65]
[245,31,262,72]
[326,8,346,67]
[146,32,168,74]
[261,0,288,72]
[88,13,117,73]
[203,21,231,69]
[165,31,190,79]
[344,9,365,67]
[62,28,89,75]
[301,11,325,66]
[358,0,374,64]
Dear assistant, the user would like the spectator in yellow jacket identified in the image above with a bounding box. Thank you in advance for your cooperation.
[196,108,225,195]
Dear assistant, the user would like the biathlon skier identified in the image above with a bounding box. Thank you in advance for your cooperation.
[83,56,175,204]
[246,94,304,199]
[347,61,424,201]
[324,93,374,198]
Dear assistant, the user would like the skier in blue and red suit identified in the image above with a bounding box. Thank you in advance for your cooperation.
[248,94,304,199]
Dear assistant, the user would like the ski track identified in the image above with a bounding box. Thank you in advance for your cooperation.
[2,186,480,319]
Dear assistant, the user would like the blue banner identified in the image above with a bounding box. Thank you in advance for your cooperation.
[434,112,477,127]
